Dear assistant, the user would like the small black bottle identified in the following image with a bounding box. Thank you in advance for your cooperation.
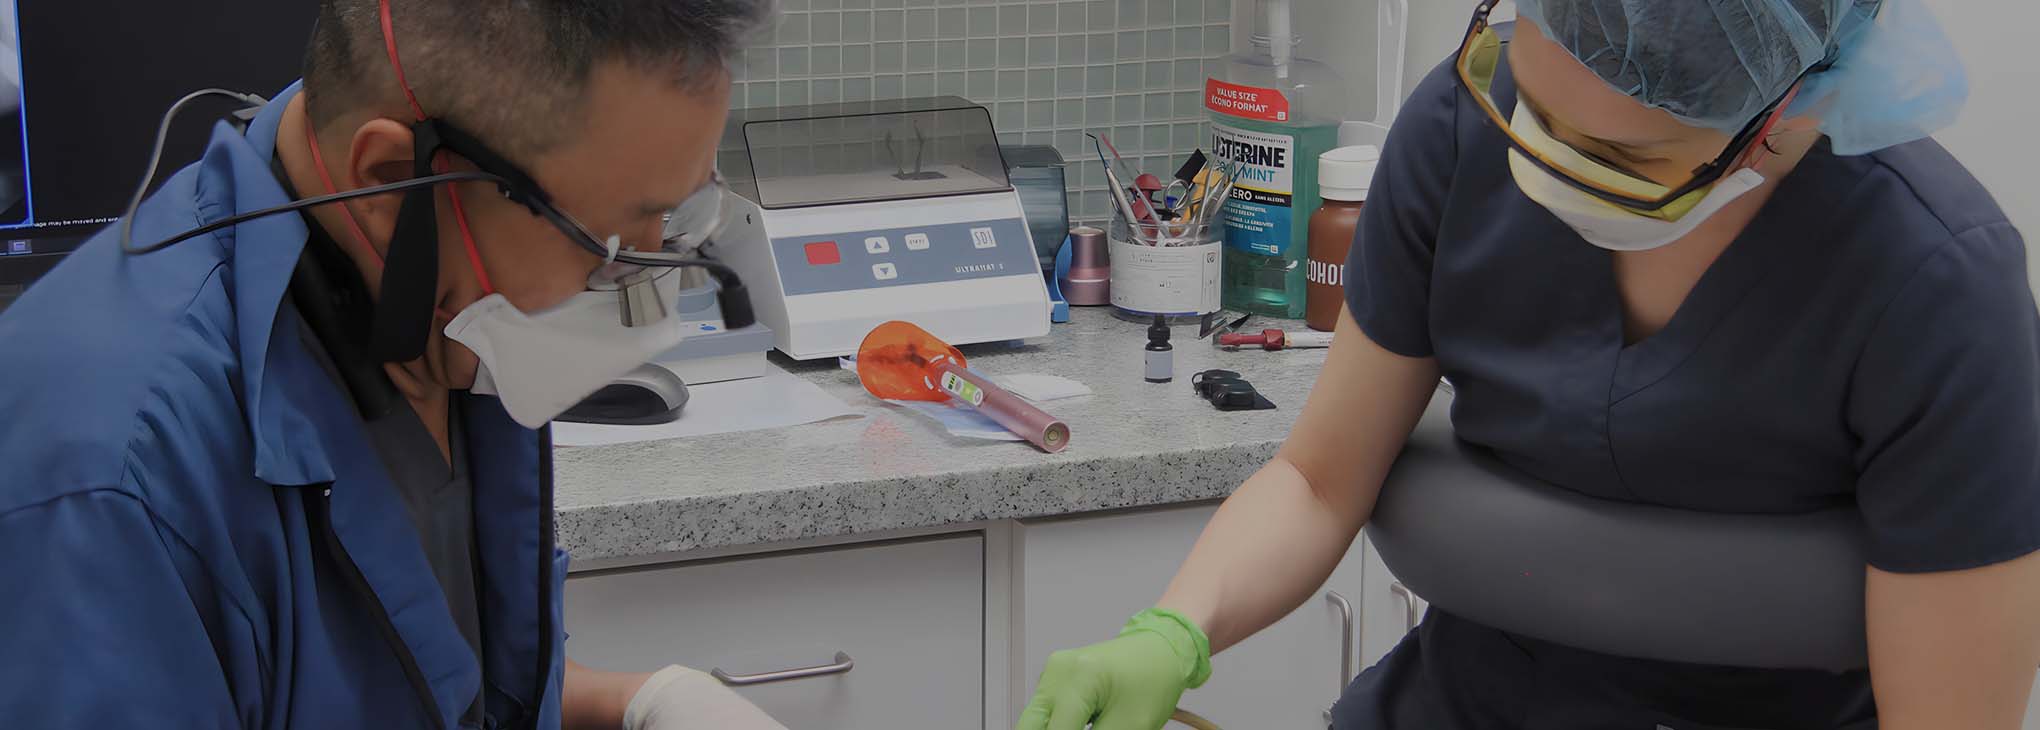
[1144,315,1173,383]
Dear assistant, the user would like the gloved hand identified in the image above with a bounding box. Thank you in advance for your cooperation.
[622,665,789,730]
[1016,608,1213,730]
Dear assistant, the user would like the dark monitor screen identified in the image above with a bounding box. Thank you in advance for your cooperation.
[0,1,316,309]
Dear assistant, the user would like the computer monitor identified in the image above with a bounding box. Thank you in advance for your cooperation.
[0,1,317,310]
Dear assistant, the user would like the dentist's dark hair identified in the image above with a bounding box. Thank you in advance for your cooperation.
[301,0,773,160]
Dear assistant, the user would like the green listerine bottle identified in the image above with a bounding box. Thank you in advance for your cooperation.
[1208,0,1350,319]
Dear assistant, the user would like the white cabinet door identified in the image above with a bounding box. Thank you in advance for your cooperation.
[1015,503,1367,729]
[2027,675,2040,730]
[1357,529,1427,671]
[564,535,984,730]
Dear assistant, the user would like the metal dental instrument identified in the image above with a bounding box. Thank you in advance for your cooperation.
[1090,134,1149,244]
[1159,178,1195,216]
[1199,161,1241,228]
[1201,310,1253,344]
[1097,132,1141,187]
[1093,132,1162,223]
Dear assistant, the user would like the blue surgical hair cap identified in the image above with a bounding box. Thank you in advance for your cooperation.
[1515,0,1968,155]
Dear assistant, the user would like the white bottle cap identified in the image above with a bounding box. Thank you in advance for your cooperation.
[1319,145,1380,201]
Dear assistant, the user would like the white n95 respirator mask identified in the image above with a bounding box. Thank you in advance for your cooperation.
[1506,104,1766,252]
[444,265,689,429]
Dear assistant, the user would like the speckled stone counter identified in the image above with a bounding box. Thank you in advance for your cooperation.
[553,308,1329,561]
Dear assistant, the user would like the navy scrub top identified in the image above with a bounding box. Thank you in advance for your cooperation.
[1335,57,2040,729]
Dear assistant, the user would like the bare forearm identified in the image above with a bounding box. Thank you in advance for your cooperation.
[1869,552,2040,730]
[1158,310,1437,654]
[563,659,654,730]
[1157,457,1370,654]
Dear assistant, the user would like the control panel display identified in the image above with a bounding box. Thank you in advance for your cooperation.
[771,218,1035,296]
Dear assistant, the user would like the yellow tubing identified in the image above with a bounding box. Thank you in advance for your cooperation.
[1169,708,1221,730]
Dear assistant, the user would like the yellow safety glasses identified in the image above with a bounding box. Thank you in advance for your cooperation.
[1453,0,1814,214]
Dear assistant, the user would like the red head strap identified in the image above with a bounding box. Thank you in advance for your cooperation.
[1735,83,1805,171]
[304,123,383,275]
[376,0,495,295]
[380,0,427,122]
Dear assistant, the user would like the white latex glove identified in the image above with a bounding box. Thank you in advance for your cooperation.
[622,665,789,730]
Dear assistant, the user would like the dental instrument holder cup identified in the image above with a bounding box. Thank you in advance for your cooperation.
[856,320,1070,453]
[713,97,1051,360]
[1107,216,1222,324]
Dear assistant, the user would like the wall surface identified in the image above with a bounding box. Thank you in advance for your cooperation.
[733,0,1233,222]
[1232,0,1466,121]
[1921,0,2037,290]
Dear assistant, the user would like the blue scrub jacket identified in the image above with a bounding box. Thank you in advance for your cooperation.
[0,83,567,729]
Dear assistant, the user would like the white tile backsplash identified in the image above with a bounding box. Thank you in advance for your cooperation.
[732,0,1230,218]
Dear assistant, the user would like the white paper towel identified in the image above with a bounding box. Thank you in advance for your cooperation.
[552,371,861,447]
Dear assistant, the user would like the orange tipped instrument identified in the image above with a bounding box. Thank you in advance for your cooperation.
[856,321,1071,453]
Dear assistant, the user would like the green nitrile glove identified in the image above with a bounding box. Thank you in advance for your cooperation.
[1015,608,1214,730]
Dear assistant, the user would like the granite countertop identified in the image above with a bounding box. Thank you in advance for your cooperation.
[553,308,1332,562]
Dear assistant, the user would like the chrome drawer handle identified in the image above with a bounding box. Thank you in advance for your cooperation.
[710,651,855,686]
[1390,582,1420,633]
[1325,590,1357,726]
[1326,590,1356,687]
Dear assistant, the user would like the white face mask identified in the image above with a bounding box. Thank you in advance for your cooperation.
[1506,104,1766,252]
[444,267,689,429]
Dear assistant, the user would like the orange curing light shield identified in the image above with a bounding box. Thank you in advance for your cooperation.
[855,320,1071,453]
[856,320,968,402]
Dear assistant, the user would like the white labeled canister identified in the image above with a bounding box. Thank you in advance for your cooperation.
[1109,239,1223,317]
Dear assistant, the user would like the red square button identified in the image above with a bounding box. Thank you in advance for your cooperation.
[804,241,841,265]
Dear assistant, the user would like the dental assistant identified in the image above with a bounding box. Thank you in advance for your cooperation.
[0,1,786,728]
[1020,1,2040,728]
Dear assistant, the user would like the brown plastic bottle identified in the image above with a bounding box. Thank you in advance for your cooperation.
[1305,145,1379,331]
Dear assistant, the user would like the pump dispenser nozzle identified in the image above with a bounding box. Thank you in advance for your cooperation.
[1266,0,1292,80]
